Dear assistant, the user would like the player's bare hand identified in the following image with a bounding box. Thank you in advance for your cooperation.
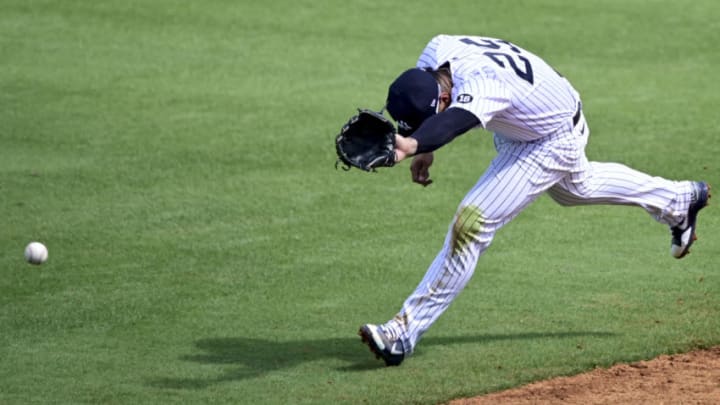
[394,134,418,163]
[410,153,434,187]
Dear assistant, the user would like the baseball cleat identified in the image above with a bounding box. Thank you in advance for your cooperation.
[358,324,405,366]
[670,181,710,259]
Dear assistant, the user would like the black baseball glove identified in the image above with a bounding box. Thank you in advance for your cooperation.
[335,109,396,172]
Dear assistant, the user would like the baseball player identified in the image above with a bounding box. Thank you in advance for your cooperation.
[358,34,711,366]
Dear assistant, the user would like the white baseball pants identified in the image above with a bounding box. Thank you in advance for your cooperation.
[384,111,695,353]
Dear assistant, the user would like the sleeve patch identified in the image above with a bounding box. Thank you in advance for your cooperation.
[456,94,474,103]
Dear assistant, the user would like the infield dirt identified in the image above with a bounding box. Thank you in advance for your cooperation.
[450,346,720,404]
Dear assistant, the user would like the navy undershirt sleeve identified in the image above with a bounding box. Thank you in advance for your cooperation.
[409,107,481,154]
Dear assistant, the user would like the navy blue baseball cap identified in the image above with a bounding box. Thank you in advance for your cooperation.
[386,68,440,135]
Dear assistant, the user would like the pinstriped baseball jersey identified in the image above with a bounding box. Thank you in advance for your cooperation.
[417,35,579,141]
[361,34,703,365]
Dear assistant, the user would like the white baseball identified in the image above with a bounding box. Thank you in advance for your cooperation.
[24,242,48,265]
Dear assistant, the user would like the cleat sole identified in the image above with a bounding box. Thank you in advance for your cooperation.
[672,182,711,259]
[359,328,382,360]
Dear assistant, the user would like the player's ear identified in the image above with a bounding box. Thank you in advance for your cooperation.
[438,92,452,112]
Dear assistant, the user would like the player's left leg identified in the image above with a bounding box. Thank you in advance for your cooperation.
[361,132,584,365]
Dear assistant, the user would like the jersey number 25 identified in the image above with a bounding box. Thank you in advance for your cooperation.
[460,37,534,85]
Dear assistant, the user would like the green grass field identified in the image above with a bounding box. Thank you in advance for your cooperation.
[1,1,719,403]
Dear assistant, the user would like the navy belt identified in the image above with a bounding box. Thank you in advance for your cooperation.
[572,102,582,126]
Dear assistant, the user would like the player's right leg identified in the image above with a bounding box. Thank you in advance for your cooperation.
[669,181,710,258]
[547,162,711,258]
